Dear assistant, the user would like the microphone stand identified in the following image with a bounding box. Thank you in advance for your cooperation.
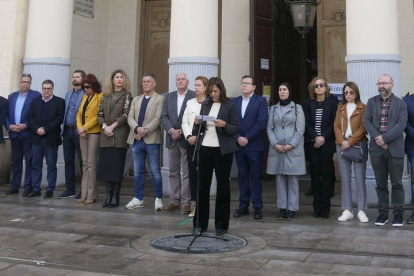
[174,101,229,250]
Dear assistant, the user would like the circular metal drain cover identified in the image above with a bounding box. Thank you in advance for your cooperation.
[151,233,247,254]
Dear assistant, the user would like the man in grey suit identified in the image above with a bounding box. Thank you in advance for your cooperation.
[364,74,407,227]
[161,73,195,213]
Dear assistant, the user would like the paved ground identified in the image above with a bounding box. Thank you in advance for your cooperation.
[0,178,413,276]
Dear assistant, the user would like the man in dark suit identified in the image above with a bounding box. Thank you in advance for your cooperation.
[60,70,86,199]
[364,74,407,227]
[231,75,268,219]
[27,79,65,198]
[5,73,41,196]
[161,73,195,213]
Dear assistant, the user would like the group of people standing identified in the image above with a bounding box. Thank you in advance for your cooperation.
[1,70,413,236]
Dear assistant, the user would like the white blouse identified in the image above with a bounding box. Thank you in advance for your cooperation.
[202,103,221,147]
[345,103,356,139]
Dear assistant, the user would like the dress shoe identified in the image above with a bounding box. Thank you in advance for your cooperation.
[287,211,295,221]
[162,202,180,211]
[74,192,81,200]
[233,207,249,218]
[313,212,321,218]
[22,189,32,197]
[277,209,287,220]
[27,191,41,198]
[215,229,227,235]
[108,182,121,208]
[182,203,191,214]
[44,191,53,198]
[254,209,263,220]
[76,198,86,203]
[85,199,96,204]
[58,190,75,198]
[322,213,330,219]
[5,189,19,195]
[305,189,313,196]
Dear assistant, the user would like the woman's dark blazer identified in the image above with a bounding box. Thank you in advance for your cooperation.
[302,96,338,154]
[197,99,239,155]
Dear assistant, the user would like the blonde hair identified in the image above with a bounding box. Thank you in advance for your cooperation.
[308,77,330,99]
[103,69,132,96]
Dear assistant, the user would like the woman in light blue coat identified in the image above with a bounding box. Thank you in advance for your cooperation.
[267,83,305,220]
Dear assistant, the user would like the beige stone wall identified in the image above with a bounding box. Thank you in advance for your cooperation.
[70,0,141,94]
[0,0,28,98]
[221,0,250,98]
[70,0,110,89]
[398,0,414,96]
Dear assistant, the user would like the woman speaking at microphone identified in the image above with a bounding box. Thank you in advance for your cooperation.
[193,77,239,235]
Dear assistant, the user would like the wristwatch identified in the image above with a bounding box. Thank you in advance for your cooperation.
[186,135,192,140]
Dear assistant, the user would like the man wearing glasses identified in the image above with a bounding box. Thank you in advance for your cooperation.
[232,75,268,219]
[59,70,86,199]
[27,80,65,198]
[5,73,41,196]
[364,74,407,227]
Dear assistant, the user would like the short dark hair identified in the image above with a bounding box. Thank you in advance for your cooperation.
[241,75,256,86]
[74,70,86,78]
[208,77,228,102]
[42,79,54,88]
[21,73,32,81]
[82,74,102,93]
[142,73,156,82]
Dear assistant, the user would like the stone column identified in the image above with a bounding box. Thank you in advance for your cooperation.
[22,0,74,187]
[346,0,410,205]
[162,0,220,196]
[23,0,73,98]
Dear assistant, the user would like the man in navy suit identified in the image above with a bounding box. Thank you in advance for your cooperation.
[5,73,41,196]
[27,79,65,198]
[232,75,268,219]
[60,70,86,199]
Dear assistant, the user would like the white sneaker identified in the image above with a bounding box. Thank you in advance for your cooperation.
[154,198,163,211]
[125,197,144,210]
[338,210,354,222]
[357,211,369,223]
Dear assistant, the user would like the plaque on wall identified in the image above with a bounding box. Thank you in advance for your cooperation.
[74,0,94,18]
[260,58,269,70]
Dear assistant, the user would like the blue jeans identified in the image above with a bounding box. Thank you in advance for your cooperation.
[32,138,59,192]
[62,127,82,194]
[10,135,33,191]
[409,155,414,207]
[132,140,162,200]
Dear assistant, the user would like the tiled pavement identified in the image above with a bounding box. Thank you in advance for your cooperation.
[0,178,412,276]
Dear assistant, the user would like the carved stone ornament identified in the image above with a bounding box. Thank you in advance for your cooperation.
[333,9,345,22]
[157,15,169,28]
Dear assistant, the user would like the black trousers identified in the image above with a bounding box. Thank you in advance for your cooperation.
[194,146,233,231]
[186,143,197,201]
[307,144,334,215]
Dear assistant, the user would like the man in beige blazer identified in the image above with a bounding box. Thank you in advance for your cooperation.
[125,73,165,211]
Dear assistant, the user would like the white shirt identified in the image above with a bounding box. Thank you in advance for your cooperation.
[241,93,254,118]
[202,103,221,147]
[345,103,356,139]
[177,90,187,116]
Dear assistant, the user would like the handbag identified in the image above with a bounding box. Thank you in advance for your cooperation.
[340,108,367,162]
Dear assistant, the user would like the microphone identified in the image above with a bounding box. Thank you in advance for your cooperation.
[201,96,212,105]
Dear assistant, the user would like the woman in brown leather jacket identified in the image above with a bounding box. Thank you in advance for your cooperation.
[334,81,368,223]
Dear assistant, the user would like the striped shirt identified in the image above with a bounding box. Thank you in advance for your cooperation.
[315,107,323,136]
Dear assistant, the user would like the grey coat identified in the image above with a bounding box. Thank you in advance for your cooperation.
[364,94,407,158]
[266,102,306,175]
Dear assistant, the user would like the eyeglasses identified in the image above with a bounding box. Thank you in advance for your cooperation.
[314,83,325,88]
[84,85,91,89]
[240,82,252,86]
[344,91,355,96]
[376,82,392,86]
